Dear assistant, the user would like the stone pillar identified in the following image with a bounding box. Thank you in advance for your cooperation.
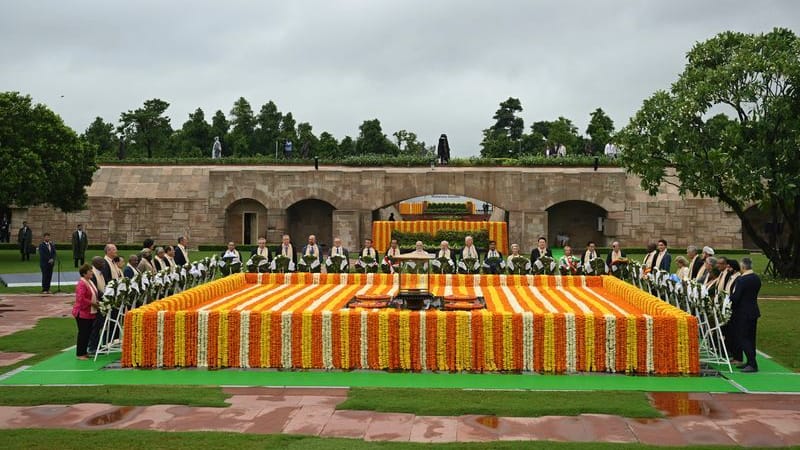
[266,209,287,243]
[508,210,548,250]
[332,210,362,251]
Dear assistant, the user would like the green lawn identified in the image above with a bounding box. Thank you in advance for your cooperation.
[0,429,742,449]
[339,388,660,418]
[758,300,800,370]
[0,317,75,375]
[0,385,230,407]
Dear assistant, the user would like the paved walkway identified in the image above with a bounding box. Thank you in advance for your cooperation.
[1,293,799,445]
[0,388,797,445]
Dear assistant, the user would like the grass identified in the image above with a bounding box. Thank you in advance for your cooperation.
[338,388,661,418]
[758,300,800,370]
[0,317,74,374]
[0,429,743,449]
[0,385,230,407]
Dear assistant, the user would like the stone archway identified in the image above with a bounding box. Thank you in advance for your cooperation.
[546,200,608,248]
[225,199,268,246]
[741,205,788,250]
[287,199,335,251]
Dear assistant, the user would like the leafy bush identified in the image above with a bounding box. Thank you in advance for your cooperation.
[391,229,490,250]
[424,202,470,214]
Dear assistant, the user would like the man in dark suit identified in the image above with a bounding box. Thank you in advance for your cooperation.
[329,237,350,271]
[71,224,88,267]
[301,234,323,263]
[652,239,672,272]
[0,215,9,243]
[174,236,189,267]
[483,240,504,274]
[38,233,56,294]
[123,254,140,279]
[18,221,33,261]
[730,257,761,373]
[530,236,552,261]
[251,236,271,259]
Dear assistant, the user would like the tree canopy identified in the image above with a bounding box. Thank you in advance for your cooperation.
[0,92,97,212]
[618,28,800,277]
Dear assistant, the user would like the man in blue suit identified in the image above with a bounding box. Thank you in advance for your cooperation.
[730,257,762,373]
[652,239,672,272]
[39,233,56,294]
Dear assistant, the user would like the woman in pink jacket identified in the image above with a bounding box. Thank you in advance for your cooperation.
[72,264,99,360]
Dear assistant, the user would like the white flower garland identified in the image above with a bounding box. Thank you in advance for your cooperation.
[240,311,250,368]
[565,313,576,373]
[419,312,427,371]
[499,274,507,287]
[360,310,369,369]
[156,310,165,368]
[281,312,292,368]
[554,275,563,288]
[522,311,534,371]
[645,314,654,373]
[197,311,209,368]
[605,314,616,373]
[322,311,333,369]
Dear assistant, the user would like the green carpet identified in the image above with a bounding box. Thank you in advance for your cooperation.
[5,348,796,393]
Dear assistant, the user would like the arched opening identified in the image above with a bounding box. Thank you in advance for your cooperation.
[741,205,789,250]
[546,200,608,249]
[287,199,335,252]
[225,199,268,246]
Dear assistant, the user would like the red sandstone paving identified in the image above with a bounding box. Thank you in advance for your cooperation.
[624,418,689,447]
[526,415,593,442]
[283,405,335,435]
[670,416,739,446]
[364,412,415,442]
[0,352,34,367]
[408,416,458,443]
[319,410,372,439]
[456,415,499,442]
[580,414,638,443]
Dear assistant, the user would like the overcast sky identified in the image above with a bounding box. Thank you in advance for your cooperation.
[3,1,799,157]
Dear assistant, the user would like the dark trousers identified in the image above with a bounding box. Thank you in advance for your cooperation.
[87,313,105,353]
[20,246,30,261]
[75,317,94,356]
[74,256,84,268]
[722,322,742,362]
[41,264,53,291]
[736,317,758,369]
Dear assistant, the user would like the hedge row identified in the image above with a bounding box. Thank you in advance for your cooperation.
[390,229,490,250]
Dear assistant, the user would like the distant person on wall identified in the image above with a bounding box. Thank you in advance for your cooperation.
[284,140,293,159]
[557,143,567,157]
[388,213,395,222]
[71,224,88,267]
[437,134,450,165]
[0,215,9,243]
[212,136,222,159]
[39,233,56,294]
[18,221,32,261]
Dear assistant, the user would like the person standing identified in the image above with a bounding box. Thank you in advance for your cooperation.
[730,257,761,373]
[71,224,88,267]
[212,136,222,159]
[0,215,9,243]
[18,221,32,261]
[72,264,99,360]
[174,236,189,267]
[39,233,56,294]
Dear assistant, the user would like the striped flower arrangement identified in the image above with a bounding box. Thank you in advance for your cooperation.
[121,273,699,374]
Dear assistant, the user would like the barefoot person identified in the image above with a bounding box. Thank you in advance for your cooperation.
[72,264,99,360]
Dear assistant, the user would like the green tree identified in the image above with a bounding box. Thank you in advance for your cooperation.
[356,119,397,155]
[316,131,339,158]
[480,97,525,157]
[229,97,255,156]
[210,110,230,157]
[338,135,355,156]
[296,122,318,158]
[586,108,615,155]
[119,98,172,158]
[254,101,282,156]
[177,108,212,157]
[547,116,580,154]
[82,117,116,157]
[280,112,297,145]
[393,129,427,156]
[0,92,96,212]
[618,28,800,277]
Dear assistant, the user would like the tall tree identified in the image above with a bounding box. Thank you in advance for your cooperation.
[546,116,580,153]
[210,110,230,157]
[280,112,297,145]
[338,135,355,156]
[254,101,282,156]
[178,108,212,157]
[82,117,116,157]
[586,108,615,155]
[229,97,255,156]
[618,28,800,277]
[296,122,318,158]
[316,132,339,158]
[393,129,427,156]
[119,98,172,158]
[0,92,96,212]
[356,119,398,155]
[480,97,525,157]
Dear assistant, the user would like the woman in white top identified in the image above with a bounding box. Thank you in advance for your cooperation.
[674,255,690,281]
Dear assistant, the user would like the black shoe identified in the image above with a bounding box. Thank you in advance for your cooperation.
[736,363,749,369]
[740,365,758,373]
